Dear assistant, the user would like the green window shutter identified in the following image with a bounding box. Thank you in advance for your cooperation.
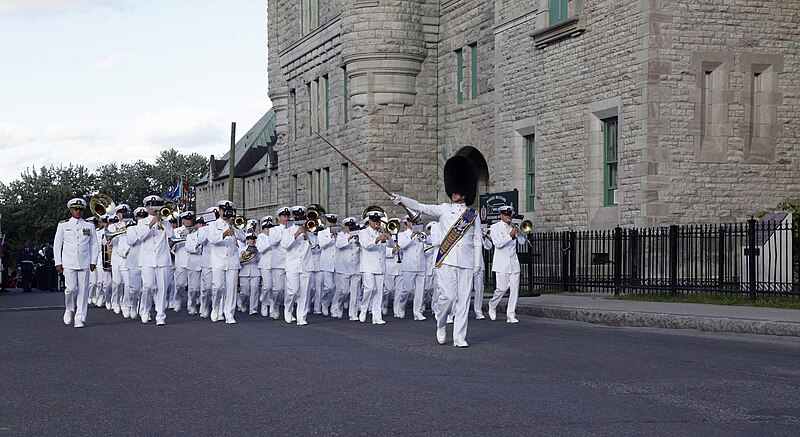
[342,67,348,123]
[549,0,569,25]
[307,83,312,135]
[602,117,619,206]
[324,167,330,210]
[455,48,463,104]
[323,75,329,130]
[290,90,297,140]
[342,163,349,216]
[300,0,304,34]
[469,43,478,100]
[524,134,535,211]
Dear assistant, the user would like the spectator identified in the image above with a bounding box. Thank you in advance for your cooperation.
[18,240,36,292]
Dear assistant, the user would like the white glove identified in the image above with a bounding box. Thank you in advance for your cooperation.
[391,193,403,205]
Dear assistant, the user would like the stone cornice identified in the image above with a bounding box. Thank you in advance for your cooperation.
[530,15,587,49]
[279,15,342,81]
[493,9,541,35]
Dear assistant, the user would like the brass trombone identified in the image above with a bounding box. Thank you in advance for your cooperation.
[233,216,247,230]
[89,194,116,218]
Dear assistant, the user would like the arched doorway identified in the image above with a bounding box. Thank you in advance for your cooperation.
[454,146,489,207]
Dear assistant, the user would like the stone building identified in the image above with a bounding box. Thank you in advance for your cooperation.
[220,0,799,230]
[195,110,279,219]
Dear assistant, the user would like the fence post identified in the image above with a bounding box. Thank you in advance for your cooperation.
[613,226,622,296]
[717,226,726,291]
[669,224,678,296]
[629,228,640,287]
[561,231,569,292]
[569,231,577,290]
[747,217,758,301]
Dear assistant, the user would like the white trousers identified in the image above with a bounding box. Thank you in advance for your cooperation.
[285,271,310,323]
[186,269,201,311]
[489,271,520,317]
[64,268,90,323]
[172,266,188,310]
[270,268,286,317]
[212,268,239,319]
[473,269,485,315]
[141,266,171,322]
[435,265,473,343]
[199,268,212,315]
[110,262,125,308]
[314,271,335,314]
[401,271,425,318]
[334,272,360,319]
[124,268,141,314]
[240,275,260,313]
[310,271,324,313]
[384,273,402,316]
[259,268,273,316]
[361,273,384,322]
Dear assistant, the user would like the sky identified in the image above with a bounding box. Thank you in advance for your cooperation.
[0,0,271,184]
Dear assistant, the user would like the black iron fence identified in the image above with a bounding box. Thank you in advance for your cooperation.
[483,217,800,298]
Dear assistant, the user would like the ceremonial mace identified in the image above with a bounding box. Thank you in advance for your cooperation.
[315,133,421,223]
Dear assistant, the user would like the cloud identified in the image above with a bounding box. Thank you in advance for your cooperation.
[91,52,136,70]
[0,122,33,148]
[43,121,103,142]
[0,0,127,14]
[133,106,228,149]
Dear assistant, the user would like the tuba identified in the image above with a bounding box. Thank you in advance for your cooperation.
[89,194,116,218]
[361,205,385,221]
[305,204,326,232]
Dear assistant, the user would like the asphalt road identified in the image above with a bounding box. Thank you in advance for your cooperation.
[1,290,799,436]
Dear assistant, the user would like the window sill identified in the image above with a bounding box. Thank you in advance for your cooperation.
[530,15,586,49]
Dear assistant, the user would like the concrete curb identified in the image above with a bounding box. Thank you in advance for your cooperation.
[505,304,800,337]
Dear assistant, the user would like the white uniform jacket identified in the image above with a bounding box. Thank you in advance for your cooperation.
[54,217,99,270]
[280,224,316,274]
[399,197,482,271]
[317,228,337,273]
[239,248,260,277]
[173,225,190,269]
[256,232,273,270]
[398,229,425,273]
[208,218,245,270]
[385,246,401,276]
[358,227,395,274]
[489,221,526,274]
[334,231,360,275]
[136,216,174,268]
[268,224,288,269]
[184,230,203,271]
[109,223,126,269]
[118,233,133,270]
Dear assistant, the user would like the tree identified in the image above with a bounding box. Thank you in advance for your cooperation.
[0,152,208,272]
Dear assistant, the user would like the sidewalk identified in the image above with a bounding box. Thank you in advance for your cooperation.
[500,293,800,337]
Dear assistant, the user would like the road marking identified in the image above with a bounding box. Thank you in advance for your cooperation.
[0,306,63,312]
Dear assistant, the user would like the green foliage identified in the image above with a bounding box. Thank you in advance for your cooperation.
[618,293,800,310]
[0,149,208,269]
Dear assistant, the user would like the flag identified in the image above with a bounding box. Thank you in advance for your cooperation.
[164,182,181,200]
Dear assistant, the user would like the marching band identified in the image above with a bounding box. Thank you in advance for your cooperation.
[54,156,532,346]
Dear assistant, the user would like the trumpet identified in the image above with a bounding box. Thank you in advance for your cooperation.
[386,218,402,236]
[510,216,534,248]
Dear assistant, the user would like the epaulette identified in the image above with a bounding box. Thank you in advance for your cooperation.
[59,219,68,224]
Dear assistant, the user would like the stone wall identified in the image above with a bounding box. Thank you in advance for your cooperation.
[643,0,800,226]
